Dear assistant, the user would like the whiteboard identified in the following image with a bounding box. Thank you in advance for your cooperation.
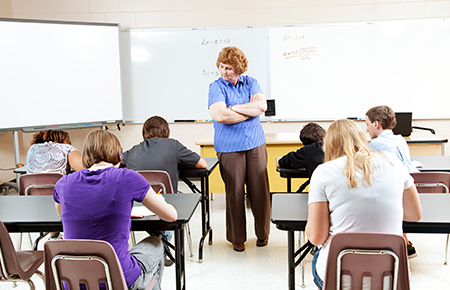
[121,26,269,122]
[0,18,123,131]
[269,19,450,120]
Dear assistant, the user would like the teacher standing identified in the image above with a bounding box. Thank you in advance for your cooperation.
[208,46,270,252]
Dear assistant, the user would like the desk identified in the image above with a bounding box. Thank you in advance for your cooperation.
[179,157,218,263]
[271,193,450,290]
[276,167,308,193]
[412,156,450,172]
[0,194,200,290]
[13,160,219,264]
[197,132,447,192]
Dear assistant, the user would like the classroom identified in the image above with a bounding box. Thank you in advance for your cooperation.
[1,1,450,289]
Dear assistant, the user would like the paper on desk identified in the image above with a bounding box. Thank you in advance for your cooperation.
[411,160,423,168]
[131,206,156,216]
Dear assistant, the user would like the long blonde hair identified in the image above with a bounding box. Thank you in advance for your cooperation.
[324,119,374,188]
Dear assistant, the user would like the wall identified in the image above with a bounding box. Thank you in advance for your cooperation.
[1,0,450,184]
[0,0,12,17]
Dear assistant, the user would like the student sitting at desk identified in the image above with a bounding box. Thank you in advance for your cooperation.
[305,119,421,290]
[121,115,207,193]
[54,129,177,290]
[365,105,419,258]
[121,116,206,266]
[27,129,83,240]
[277,122,325,180]
[27,129,83,175]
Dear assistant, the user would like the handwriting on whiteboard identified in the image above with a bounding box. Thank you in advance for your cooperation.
[282,47,319,60]
[283,35,306,41]
[201,38,231,45]
[201,69,220,77]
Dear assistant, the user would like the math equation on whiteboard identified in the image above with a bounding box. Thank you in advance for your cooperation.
[201,38,231,45]
[201,69,220,77]
[283,47,319,60]
[283,35,305,41]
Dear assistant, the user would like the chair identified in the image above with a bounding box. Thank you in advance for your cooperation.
[19,173,63,196]
[137,170,194,258]
[44,239,156,290]
[323,233,410,290]
[0,221,45,289]
[18,173,64,250]
[411,172,450,264]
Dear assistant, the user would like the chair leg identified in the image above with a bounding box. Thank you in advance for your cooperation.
[19,233,23,250]
[185,224,194,257]
[131,231,137,246]
[35,270,45,288]
[26,279,35,290]
[445,234,449,265]
[27,233,33,248]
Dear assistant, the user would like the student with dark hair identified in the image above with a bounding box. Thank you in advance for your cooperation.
[27,129,83,175]
[121,116,207,193]
[54,129,177,290]
[277,123,325,180]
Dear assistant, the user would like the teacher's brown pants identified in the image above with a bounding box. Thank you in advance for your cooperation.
[217,144,271,245]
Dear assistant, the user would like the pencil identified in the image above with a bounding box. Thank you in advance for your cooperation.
[157,189,162,195]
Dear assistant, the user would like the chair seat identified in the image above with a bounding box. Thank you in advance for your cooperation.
[15,251,45,278]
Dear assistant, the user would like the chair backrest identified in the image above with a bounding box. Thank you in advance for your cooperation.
[19,173,63,196]
[44,239,128,290]
[323,233,410,290]
[137,170,174,194]
[0,221,43,281]
[410,172,450,193]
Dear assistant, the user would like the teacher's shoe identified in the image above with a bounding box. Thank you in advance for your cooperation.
[256,238,269,247]
[233,243,245,252]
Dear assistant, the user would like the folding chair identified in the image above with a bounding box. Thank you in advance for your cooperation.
[18,173,63,250]
[323,233,410,290]
[137,170,194,258]
[411,171,450,264]
[0,221,44,289]
[44,239,156,290]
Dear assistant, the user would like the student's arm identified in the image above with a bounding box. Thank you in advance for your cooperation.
[141,187,178,222]
[209,101,249,124]
[55,202,62,217]
[403,184,422,222]
[194,157,207,169]
[278,147,307,169]
[230,93,267,117]
[305,202,330,246]
[68,150,83,171]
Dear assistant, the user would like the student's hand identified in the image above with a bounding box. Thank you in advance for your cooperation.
[131,213,145,218]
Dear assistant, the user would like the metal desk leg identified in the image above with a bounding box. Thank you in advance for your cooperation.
[198,175,213,263]
[287,177,292,193]
[174,227,186,290]
[300,231,306,288]
[288,230,296,290]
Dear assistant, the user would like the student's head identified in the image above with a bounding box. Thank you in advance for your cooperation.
[216,46,248,75]
[365,105,397,139]
[82,130,122,168]
[325,119,374,188]
[299,123,326,145]
[325,119,370,161]
[30,130,71,145]
[142,116,170,140]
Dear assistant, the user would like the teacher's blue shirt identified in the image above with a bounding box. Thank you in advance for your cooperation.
[208,75,266,153]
